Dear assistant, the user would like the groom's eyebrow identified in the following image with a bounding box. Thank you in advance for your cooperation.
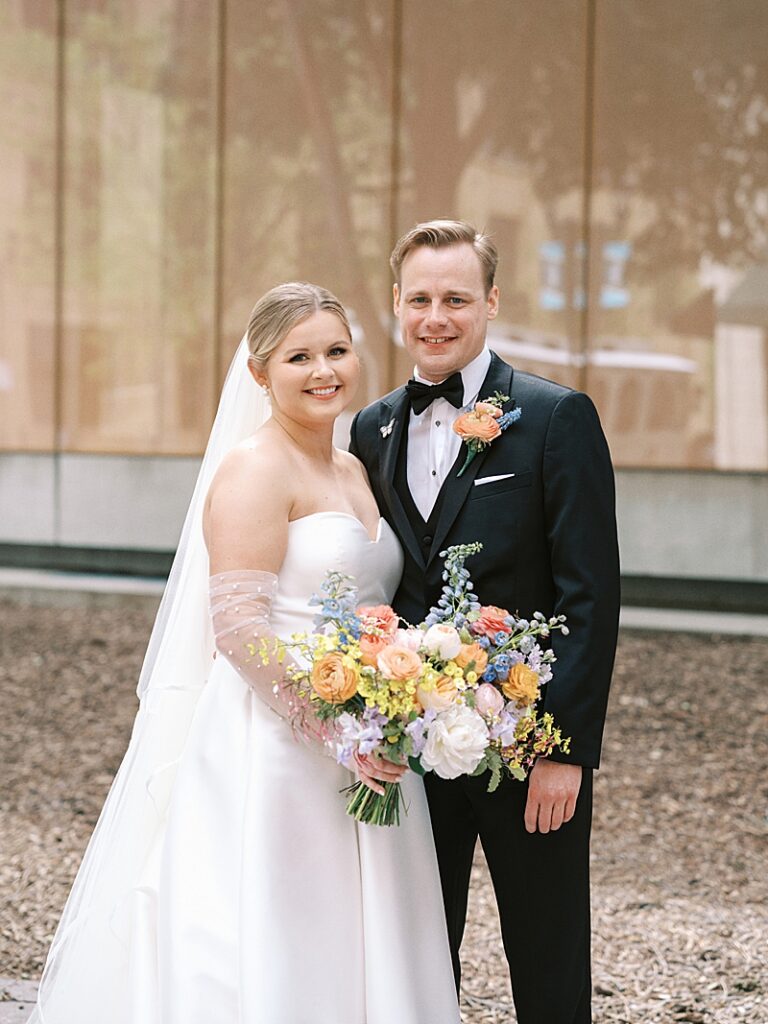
[403,286,475,299]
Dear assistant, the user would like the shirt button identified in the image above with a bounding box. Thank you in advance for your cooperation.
[435,420,441,426]
[431,470,437,476]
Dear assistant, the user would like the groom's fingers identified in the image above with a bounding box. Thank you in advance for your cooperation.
[524,792,546,833]
[549,801,565,832]
[525,760,583,833]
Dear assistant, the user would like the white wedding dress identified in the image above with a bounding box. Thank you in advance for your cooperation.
[31,512,459,1024]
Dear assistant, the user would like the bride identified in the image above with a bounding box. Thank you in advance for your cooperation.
[29,283,460,1023]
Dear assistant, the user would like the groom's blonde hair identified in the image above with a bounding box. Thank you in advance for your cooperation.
[246,282,351,368]
[390,219,498,295]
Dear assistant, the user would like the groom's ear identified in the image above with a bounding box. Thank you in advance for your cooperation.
[393,283,401,317]
[486,285,500,321]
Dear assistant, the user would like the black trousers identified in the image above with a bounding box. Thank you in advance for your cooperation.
[424,768,593,1024]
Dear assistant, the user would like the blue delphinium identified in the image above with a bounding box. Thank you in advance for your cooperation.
[424,542,483,627]
[309,571,362,639]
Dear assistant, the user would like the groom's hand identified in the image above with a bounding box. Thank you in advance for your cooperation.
[354,752,407,796]
[524,760,582,834]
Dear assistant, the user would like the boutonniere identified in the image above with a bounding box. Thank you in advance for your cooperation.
[379,417,395,439]
[453,393,522,476]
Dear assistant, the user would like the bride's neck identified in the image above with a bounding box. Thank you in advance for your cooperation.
[270,411,335,462]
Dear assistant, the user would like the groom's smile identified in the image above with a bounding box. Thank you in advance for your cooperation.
[394,242,499,383]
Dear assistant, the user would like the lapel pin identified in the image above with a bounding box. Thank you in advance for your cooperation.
[380,418,395,438]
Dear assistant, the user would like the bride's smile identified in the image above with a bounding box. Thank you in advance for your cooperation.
[251,309,360,423]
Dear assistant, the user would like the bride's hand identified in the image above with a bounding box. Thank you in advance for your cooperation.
[353,751,407,796]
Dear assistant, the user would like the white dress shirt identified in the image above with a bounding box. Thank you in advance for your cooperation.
[407,347,492,520]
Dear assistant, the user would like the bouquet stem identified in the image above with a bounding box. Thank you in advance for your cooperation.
[343,780,403,826]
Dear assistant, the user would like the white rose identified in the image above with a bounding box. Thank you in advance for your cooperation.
[422,623,462,661]
[420,703,488,779]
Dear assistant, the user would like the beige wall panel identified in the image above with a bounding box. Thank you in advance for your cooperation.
[222,0,395,405]
[396,0,588,387]
[60,1,219,454]
[0,4,57,451]
[590,0,768,469]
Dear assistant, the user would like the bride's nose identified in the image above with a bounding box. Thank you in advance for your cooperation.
[310,356,335,378]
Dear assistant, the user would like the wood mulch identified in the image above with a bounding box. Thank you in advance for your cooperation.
[1,596,766,1022]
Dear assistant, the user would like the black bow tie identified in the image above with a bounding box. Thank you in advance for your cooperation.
[405,373,464,415]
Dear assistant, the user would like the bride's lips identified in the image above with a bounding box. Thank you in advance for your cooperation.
[304,384,342,400]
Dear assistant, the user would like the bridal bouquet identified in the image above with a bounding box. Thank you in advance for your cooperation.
[253,543,570,826]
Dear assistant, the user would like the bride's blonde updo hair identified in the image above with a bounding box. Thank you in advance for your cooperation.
[246,282,352,368]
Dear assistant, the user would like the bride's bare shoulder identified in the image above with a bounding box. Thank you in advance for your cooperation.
[336,447,372,486]
[204,432,296,571]
[206,432,294,520]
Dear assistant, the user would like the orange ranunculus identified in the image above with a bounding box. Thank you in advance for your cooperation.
[359,632,393,667]
[311,652,359,703]
[474,402,503,419]
[453,410,502,444]
[357,604,399,637]
[416,673,458,712]
[454,642,489,674]
[377,645,424,681]
[471,605,512,639]
[500,663,540,706]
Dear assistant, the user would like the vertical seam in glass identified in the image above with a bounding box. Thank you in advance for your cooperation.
[579,0,597,395]
[212,0,228,404]
[387,0,403,392]
[53,0,67,538]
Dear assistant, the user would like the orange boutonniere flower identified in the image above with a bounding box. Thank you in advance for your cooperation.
[453,393,522,476]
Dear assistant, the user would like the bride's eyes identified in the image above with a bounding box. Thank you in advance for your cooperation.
[287,345,350,364]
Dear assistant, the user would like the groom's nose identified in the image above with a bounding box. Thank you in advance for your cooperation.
[424,300,448,326]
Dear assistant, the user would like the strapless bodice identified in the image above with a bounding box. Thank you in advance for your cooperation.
[269,512,404,638]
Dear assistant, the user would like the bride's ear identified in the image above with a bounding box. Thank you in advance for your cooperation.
[247,356,269,391]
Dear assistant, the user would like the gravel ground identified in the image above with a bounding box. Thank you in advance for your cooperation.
[1,596,766,1023]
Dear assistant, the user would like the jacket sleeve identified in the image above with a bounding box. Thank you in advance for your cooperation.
[349,409,362,460]
[540,390,621,768]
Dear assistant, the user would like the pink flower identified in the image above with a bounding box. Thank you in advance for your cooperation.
[377,645,424,681]
[359,633,393,667]
[357,604,399,637]
[471,605,511,639]
[395,627,423,652]
[475,683,505,718]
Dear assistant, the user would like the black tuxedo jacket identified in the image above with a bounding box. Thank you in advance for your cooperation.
[350,352,621,768]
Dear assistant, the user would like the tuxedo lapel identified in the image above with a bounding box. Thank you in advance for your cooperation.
[427,353,515,564]
[377,390,426,568]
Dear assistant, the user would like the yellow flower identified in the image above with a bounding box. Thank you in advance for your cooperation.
[465,671,478,685]
[501,663,540,706]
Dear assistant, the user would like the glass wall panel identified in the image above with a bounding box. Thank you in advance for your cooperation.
[223,0,395,408]
[590,0,768,469]
[60,0,219,453]
[0,3,57,450]
[396,0,588,386]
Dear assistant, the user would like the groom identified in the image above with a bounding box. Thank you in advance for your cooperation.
[350,220,620,1023]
